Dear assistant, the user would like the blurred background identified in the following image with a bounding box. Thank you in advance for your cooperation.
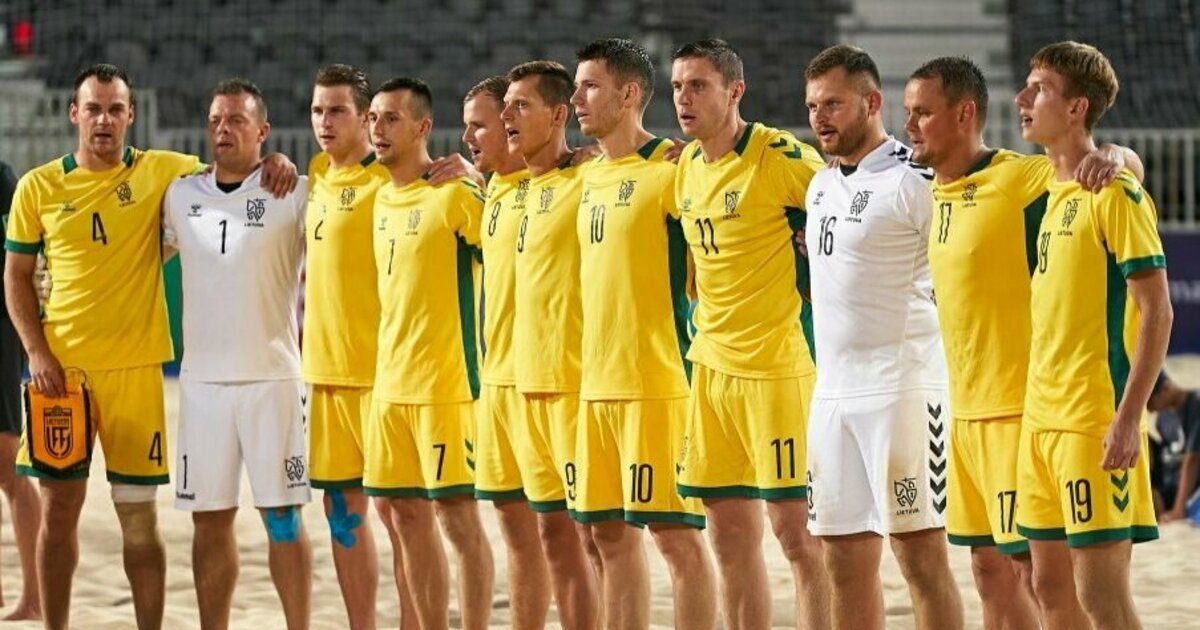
[0,0,1197,353]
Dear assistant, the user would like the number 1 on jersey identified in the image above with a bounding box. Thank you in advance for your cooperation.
[218,219,228,254]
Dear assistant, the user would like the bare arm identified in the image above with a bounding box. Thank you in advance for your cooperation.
[5,251,65,397]
[1168,453,1199,519]
[1103,268,1173,470]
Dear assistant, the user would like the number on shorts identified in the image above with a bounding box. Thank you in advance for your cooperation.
[996,490,1016,534]
[564,463,577,502]
[433,443,446,481]
[148,432,163,467]
[1065,478,1093,524]
[629,463,653,503]
[771,438,796,480]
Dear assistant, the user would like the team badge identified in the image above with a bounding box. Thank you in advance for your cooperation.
[406,208,422,234]
[246,198,266,223]
[724,191,741,216]
[618,180,636,206]
[514,179,530,208]
[1062,198,1080,229]
[539,187,555,214]
[340,186,356,207]
[44,406,73,459]
[962,183,977,203]
[894,476,918,510]
[285,455,306,482]
[115,181,134,206]
[850,190,872,217]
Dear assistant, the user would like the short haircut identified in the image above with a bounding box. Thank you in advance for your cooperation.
[910,56,989,124]
[314,64,372,113]
[464,75,509,106]
[576,38,655,109]
[804,45,882,91]
[1030,41,1119,130]
[508,60,574,107]
[73,63,132,105]
[671,38,744,85]
[377,77,434,119]
[212,77,268,122]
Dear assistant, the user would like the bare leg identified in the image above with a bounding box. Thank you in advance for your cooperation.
[537,512,599,630]
[36,478,86,630]
[324,488,379,630]
[391,498,450,630]
[1072,540,1140,630]
[373,498,419,630]
[260,506,313,630]
[823,533,884,630]
[434,496,495,630]
[494,500,551,629]
[705,498,771,630]
[969,547,1040,630]
[114,500,166,630]
[766,498,830,630]
[649,523,717,630]
[1027,540,1089,630]
[193,509,239,630]
[889,528,964,630]
[590,520,649,629]
[0,434,40,620]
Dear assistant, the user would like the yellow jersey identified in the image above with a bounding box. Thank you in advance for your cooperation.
[5,147,200,370]
[674,122,824,379]
[929,150,1054,420]
[479,169,530,387]
[1026,171,1166,436]
[513,156,586,393]
[373,175,485,404]
[303,152,390,387]
[577,138,690,400]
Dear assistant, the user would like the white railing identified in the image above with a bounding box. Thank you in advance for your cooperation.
[3,90,1196,228]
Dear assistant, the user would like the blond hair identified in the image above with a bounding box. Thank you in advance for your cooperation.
[1030,41,1119,130]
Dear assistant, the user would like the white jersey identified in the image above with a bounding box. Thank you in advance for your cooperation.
[805,137,946,398]
[163,169,307,382]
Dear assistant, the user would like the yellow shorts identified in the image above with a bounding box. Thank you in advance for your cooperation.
[946,417,1027,554]
[308,385,370,489]
[516,393,579,512]
[574,398,704,528]
[363,399,476,498]
[474,384,525,501]
[678,365,812,500]
[1017,428,1158,548]
[18,365,167,484]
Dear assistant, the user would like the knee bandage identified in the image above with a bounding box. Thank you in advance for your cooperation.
[326,490,363,549]
[264,506,302,543]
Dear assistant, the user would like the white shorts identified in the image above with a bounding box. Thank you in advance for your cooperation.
[806,388,949,536]
[174,379,311,511]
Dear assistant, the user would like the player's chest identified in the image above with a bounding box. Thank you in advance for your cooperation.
[1035,195,1097,278]
[577,179,660,247]
[677,172,778,255]
[374,203,453,255]
[307,179,381,241]
[481,195,526,253]
[517,181,581,255]
[41,176,162,247]
[176,198,297,255]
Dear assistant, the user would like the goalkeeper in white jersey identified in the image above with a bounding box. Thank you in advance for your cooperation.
[162,79,312,630]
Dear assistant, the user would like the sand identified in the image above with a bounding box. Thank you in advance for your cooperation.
[3,359,1200,629]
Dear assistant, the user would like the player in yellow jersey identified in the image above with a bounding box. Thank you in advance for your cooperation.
[905,56,1143,630]
[464,75,567,630]
[570,38,717,629]
[1015,42,1171,630]
[669,40,831,630]
[502,60,603,629]
[304,64,418,630]
[3,64,295,630]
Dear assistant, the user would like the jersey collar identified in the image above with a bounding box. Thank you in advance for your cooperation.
[62,146,135,174]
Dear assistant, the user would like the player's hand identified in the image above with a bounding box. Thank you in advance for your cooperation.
[1101,414,1141,470]
[794,228,808,258]
[1161,507,1187,523]
[261,153,299,198]
[28,348,66,398]
[663,137,687,164]
[1074,144,1124,193]
[33,253,51,305]
[428,154,482,187]
[571,144,602,165]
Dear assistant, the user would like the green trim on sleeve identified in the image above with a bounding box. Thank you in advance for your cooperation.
[4,239,42,255]
[1023,192,1049,276]
[666,217,692,382]
[1106,253,1132,411]
[456,236,481,400]
[1118,255,1166,277]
